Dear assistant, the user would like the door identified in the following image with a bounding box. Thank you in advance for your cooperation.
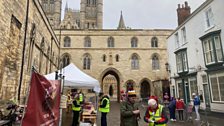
[203,84,210,108]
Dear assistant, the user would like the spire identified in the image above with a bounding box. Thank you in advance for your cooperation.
[65,1,68,12]
[117,11,126,29]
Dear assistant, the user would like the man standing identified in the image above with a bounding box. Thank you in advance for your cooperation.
[192,93,200,120]
[144,96,168,126]
[72,94,81,126]
[120,90,140,126]
[99,93,110,126]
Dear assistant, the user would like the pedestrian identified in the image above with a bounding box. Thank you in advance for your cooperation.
[163,92,170,107]
[144,96,168,126]
[168,97,176,121]
[79,90,84,105]
[66,94,72,113]
[72,94,81,126]
[120,90,140,126]
[99,92,110,126]
[192,93,200,120]
[176,98,185,121]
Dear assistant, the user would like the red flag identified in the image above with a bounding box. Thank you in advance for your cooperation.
[22,72,61,126]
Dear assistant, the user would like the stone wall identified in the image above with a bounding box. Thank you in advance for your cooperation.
[0,0,59,101]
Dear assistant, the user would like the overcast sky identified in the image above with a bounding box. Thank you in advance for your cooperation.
[62,0,206,29]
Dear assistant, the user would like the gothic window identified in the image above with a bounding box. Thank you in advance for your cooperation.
[108,37,114,48]
[42,0,48,12]
[116,54,119,62]
[151,37,158,47]
[84,36,91,47]
[50,0,55,13]
[64,36,71,47]
[83,54,91,70]
[103,54,106,62]
[131,53,139,69]
[152,54,160,70]
[27,23,36,71]
[39,38,45,72]
[131,37,138,48]
[62,54,70,68]
[46,46,50,74]
[87,0,90,6]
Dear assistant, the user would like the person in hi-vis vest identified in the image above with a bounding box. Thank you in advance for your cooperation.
[144,96,168,126]
[72,94,81,126]
[99,92,110,126]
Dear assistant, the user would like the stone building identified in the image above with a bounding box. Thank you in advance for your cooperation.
[40,0,173,101]
[0,0,60,101]
[56,29,172,101]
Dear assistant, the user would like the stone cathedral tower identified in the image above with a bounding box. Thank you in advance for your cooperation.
[40,0,62,29]
[80,0,103,29]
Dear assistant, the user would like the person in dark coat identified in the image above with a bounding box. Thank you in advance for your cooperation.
[168,97,176,121]
[120,90,140,126]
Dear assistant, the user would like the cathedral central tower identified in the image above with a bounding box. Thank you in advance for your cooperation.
[80,0,103,29]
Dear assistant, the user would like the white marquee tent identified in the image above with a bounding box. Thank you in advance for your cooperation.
[44,63,101,93]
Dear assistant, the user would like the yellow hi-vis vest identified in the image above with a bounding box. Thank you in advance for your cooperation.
[79,93,83,102]
[72,100,81,111]
[148,104,166,126]
[99,97,110,113]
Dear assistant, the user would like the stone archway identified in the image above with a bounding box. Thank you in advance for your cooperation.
[140,79,151,100]
[100,68,122,102]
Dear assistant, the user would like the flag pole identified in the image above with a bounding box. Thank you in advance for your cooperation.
[21,66,37,125]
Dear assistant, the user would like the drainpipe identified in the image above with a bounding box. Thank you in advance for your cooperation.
[18,0,30,102]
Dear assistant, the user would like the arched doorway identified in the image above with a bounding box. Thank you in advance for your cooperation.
[140,80,151,100]
[100,68,122,102]
[103,74,117,99]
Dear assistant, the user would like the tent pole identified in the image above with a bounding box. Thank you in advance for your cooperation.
[59,74,64,126]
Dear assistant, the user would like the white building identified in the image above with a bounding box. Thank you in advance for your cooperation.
[167,0,224,113]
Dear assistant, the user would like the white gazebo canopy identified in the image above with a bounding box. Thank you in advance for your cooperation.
[44,63,101,93]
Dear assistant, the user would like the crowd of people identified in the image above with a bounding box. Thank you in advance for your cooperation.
[66,89,201,126]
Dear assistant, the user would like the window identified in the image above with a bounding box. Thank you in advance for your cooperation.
[62,54,70,68]
[64,36,71,47]
[39,38,45,72]
[181,27,187,44]
[151,37,158,47]
[209,72,224,102]
[83,54,91,70]
[175,49,188,73]
[84,36,91,47]
[50,0,54,13]
[107,37,114,48]
[103,54,106,62]
[189,77,198,97]
[201,30,223,65]
[116,54,119,62]
[131,37,138,48]
[131,54,139,69]
[205,7,214,29]
[152,54,160,70]
[175,33,180,48]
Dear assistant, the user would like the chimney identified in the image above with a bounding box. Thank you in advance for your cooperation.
[177,1,191,26]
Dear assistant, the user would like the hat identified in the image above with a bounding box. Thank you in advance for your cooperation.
[192,93,196,96]
[127,90,136,97]
[148,99,157,107]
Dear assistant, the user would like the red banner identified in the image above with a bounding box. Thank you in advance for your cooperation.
[22,72,61,126]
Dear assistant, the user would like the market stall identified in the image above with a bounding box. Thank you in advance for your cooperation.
[44,63,101,125]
